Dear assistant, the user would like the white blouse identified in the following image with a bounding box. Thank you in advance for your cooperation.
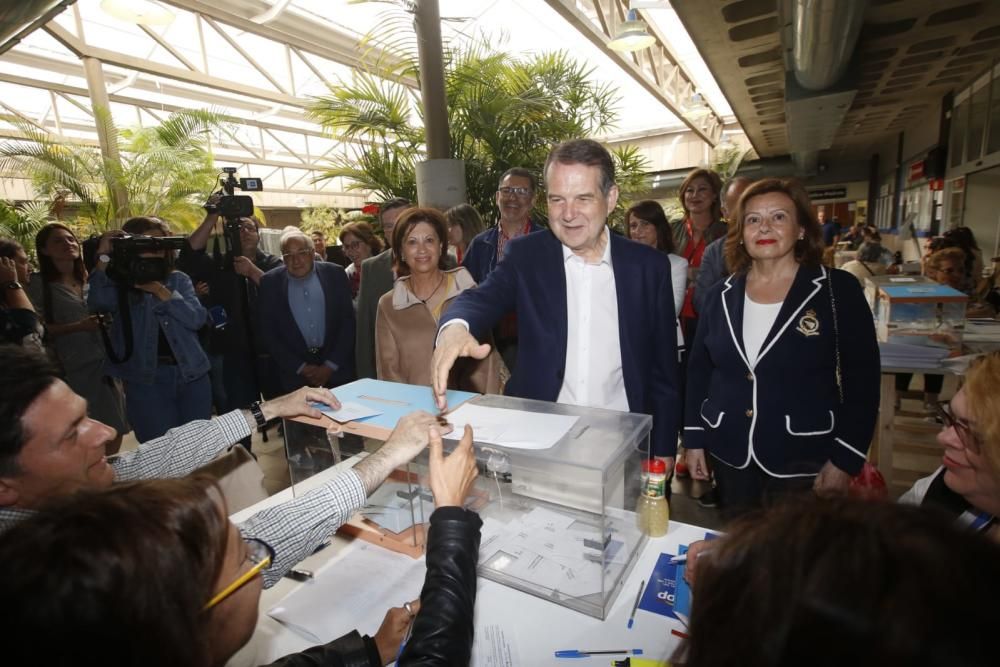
[742,294,783,367]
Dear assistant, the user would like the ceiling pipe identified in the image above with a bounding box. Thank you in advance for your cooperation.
[791,0,867,91]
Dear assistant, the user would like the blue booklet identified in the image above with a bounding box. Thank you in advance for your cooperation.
[637,551,686,620]
[638,533,718,621]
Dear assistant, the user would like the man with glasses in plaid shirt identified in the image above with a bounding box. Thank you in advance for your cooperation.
[0,346,444,586]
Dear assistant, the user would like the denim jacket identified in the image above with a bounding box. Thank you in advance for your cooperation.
[88,270,210,385]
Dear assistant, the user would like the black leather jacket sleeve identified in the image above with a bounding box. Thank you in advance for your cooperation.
[263,629,381,667]
[399,506,483,666]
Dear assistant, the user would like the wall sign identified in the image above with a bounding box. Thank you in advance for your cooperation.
[808,187,848,200]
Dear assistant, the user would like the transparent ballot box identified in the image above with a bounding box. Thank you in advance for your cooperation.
[466,393,652,620]
[282,379,653,619]
[865,277,967,353]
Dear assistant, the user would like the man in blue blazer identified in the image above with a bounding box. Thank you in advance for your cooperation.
[259,230,355,393]
[432,139,681,468]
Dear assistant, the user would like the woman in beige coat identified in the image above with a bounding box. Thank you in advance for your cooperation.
[376,207,501,393]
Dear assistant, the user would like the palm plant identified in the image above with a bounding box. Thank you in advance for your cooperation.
[308,26,648,222]
[0,108,225,234]
[0,200,51,255]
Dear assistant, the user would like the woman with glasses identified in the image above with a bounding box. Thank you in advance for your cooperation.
[376,208,501,393]
[27,223,129,454]
[339,222,383,304]
[0,424,482,667]
[684,178,880,517]
[901,352,1000,537]
[88,217,211,442]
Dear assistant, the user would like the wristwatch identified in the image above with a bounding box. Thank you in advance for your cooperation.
[3,280,22,291]
[248,401,267,430]
[98,254,111,265]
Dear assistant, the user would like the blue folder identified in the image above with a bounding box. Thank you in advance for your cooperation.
[330,378,479,431]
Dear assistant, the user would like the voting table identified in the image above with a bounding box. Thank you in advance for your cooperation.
[226,379,710,666]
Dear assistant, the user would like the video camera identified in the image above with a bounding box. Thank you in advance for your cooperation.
[106,234,188,286]
[204,167,263,219]
[204,167,264,259]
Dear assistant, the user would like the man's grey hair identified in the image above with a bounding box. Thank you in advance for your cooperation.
[280,228,312,252]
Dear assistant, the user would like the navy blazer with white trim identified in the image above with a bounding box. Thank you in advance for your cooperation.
[683,265,880,477]
[441,229,681,457]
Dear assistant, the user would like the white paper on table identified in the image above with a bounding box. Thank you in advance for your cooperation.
[444,404,578,450]
[309,400,383,423]
[472,624,520,667]
[268,544,425,643]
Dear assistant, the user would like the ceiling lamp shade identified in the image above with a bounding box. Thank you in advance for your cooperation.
[608,9,656,52]
[100,0,175,25]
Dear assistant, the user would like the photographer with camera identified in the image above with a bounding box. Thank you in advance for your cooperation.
[178,191,281,426]
[88,217,211,442]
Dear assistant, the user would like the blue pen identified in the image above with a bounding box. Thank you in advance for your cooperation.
[555,649,644,658]
[396,602,416,662]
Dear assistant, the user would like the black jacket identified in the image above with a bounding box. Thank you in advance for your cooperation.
[265,507,482,667]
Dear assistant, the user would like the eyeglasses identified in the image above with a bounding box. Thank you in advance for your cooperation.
[935,401,981,453]
[343,241,364,251]
[281,248,313,261]
[205,537,273,610]
[238,223,258,232]
[629,219,652,231]
[498,186,532,198]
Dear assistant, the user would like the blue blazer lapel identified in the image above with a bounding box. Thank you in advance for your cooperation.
[756,264,825,364]
[610,234,634,376]
[721,273,751,369]
[542,232,568,354]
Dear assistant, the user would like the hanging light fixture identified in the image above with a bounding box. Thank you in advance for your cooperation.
[100,0,175,26]
[608,9,656,52]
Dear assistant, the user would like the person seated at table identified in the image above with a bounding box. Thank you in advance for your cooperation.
[376,207,501,393]
[0,346,447,588]
[679,498,999,667]
[0,424,481,667]
[840,241,887,285]
[900,351,1000,538]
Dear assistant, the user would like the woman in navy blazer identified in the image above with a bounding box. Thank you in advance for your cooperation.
[684,178,879,514]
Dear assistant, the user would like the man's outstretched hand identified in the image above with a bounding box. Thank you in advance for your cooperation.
[431,324,491,410]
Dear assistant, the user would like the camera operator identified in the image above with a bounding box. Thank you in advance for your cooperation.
[178,194,282,422]
[88,217,211,442]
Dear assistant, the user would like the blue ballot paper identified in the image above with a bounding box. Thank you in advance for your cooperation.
[319,378,478,430]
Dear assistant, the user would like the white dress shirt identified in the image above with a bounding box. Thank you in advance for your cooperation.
[557,233,629,411]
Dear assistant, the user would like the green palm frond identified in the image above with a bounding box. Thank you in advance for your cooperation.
[1,107,223,232]
[309,33,642,220]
